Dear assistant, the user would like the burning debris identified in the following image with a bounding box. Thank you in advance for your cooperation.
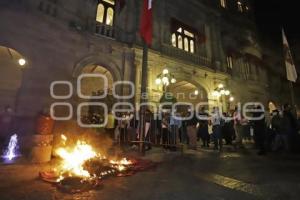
[40,135,157,193]
[2,134,20,162]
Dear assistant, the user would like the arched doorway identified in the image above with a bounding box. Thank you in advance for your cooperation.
[167,80,208,112]
[0,46,26,110]
[73,64,120,126]
[80,64,114,96]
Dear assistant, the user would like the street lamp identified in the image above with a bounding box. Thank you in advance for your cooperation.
[155,68,176,92]
[18,58,26,66]
[212,84,234,111]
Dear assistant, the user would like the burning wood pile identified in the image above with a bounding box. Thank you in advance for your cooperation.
[40,135,157,193]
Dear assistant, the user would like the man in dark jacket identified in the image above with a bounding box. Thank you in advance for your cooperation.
[252,105,266,155]
[282,104,298,153]
[198,107,209,147]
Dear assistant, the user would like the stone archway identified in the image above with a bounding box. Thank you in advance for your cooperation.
[73,54,122,82]
[167,79,209,112]
[0,46,26,110]
[72,55,123,123]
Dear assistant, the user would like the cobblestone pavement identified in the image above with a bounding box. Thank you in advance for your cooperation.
[1,146,300,200]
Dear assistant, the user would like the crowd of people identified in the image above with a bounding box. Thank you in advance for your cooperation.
[1,102,300,156]
[110,103,300,155]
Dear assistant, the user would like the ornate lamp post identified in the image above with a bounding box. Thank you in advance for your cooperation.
[155,69,176,92]
[212,84,234,111]
[155,68,178,111]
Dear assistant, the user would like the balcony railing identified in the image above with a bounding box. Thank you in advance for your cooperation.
[95,22,115,38]
[162,44,211,68]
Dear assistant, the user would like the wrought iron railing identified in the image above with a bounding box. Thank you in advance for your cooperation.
[95,22,115,38]
[161,44,211,68]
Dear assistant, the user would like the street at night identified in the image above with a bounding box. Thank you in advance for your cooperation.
[1,0,300,199]
[2,146,300,200]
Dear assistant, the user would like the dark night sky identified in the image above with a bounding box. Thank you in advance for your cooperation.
[254,0,299,45]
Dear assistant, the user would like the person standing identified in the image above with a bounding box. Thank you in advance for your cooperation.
[211,107,222,151]
[198,107,209,148]
[144,109,153,151]
[161,113,170,150]
[272,110,289,152]
[233,106,243,149]
[186,111,198,150]
[169,113,178,149]
[282,104,298,153]
[252,105,266,155]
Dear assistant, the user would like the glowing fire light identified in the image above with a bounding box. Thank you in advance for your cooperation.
[2,134,19,161]
[55,140,97,178]
[110,158,132,166]
[54,135,133,181]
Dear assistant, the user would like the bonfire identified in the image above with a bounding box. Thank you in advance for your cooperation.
[40,135,156,193]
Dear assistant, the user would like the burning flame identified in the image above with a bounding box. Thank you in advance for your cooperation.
[55,140,97,177]
[54,135,133,180]
[2,134,19,161]
[110,158,132,166]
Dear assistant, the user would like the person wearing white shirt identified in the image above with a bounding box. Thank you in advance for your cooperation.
[211,107,222,151]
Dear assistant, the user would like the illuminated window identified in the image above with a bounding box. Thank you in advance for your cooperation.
[171,34,176,47]
[171,19,197,54]
[178,35,183,49]
[106,7,114,25]
[227,56,233,69]
[96,4,104,23]
[96,0,115,26]
[237,1,243,12]
[184,38,189,52]
[190,40,195,53]
[220,0,226,8]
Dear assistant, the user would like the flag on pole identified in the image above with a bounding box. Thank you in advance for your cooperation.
[282,29,298,82]
[140,0,153,46]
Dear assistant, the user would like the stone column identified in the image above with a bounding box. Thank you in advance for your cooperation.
[123,48,136,104]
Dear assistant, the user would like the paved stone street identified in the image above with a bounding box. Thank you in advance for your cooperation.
[1,147,300,200]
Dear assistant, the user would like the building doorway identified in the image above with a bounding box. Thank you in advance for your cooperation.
[0,46,26,110]
[167,80,208,113]
[76,65,117,125]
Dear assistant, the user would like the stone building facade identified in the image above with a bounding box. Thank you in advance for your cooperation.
[0,0,299,133]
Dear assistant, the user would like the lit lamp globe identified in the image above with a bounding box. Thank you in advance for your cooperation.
[229,97,234,102]
[155,78,161,85]
[212,91,220,97]
[162,77,169,84]
[171,78,176,84]
[225,90,230,96]
[18,58,26,66]
[218,84,224,89]
[220,89,226,95]
[163,69,169,75]
[194,90,199,95]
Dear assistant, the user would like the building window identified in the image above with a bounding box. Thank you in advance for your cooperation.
[171,19,196,54]
[227,56,233,69]
[237,1,243,12]
[96,0,115,26]
[220,0,226,8]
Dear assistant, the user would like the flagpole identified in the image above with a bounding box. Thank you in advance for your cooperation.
[139,41,148,155]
